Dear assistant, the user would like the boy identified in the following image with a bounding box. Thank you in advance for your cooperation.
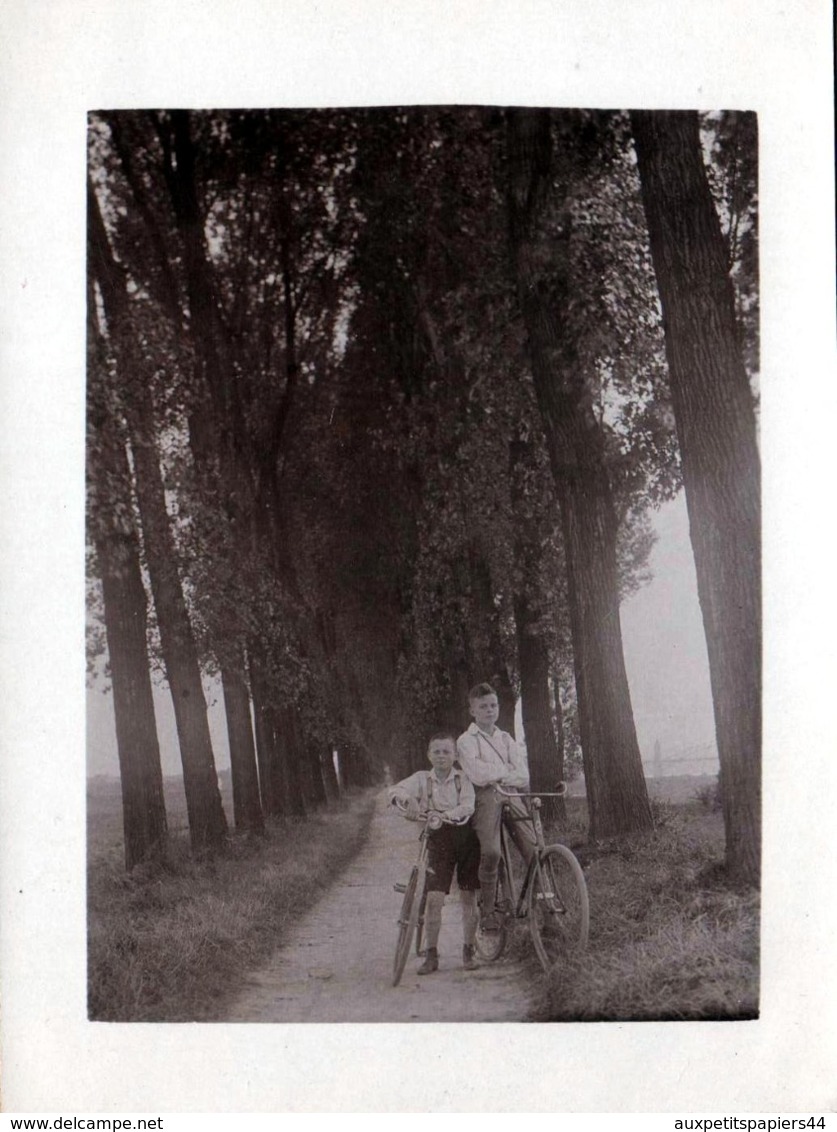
[388,732,481,974]
[456,683,537,932]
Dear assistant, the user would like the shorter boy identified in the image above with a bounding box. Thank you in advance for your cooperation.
[388,732,481,974]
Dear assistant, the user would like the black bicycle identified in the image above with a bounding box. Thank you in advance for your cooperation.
[391,806,470,987]
[475,784,590,971]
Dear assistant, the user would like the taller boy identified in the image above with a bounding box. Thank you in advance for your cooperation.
[456,682,537,932]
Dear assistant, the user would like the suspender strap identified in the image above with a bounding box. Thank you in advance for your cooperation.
[476,731,508,766]
[421,770,462,810]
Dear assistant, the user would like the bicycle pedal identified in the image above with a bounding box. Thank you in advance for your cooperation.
[393,882,407,893]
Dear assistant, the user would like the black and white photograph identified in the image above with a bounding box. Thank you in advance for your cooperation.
[1,0,835,1115]
[85,105,760,1025]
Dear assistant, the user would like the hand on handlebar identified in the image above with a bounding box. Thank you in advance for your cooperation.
[437,809,471,826]
[391,794,422,821]
[391,796,470,826]
[424,809,471,828]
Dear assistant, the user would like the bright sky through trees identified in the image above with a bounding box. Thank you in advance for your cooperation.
[87,490,716,778]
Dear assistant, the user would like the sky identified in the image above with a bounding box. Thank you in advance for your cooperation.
[620,492,717,767]
[86,488,717,779]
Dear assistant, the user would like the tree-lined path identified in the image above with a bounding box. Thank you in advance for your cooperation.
[86,106,762,1028]
[87,107,760,890]
[224,791,529,1022]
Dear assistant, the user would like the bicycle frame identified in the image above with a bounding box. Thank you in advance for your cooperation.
[498,783,565,848]
[391,805,470,986]
[495,804,542,918]
[476,783,589,970]
[496,782,562,901]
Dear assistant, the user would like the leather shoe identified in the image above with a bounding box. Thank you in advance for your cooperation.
[480,910,502,933]
[417,947,439,975]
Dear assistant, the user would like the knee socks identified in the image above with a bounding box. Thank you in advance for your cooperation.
[424,890,445,949]
[461,890,478,946]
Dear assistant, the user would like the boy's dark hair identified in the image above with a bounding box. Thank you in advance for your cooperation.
[468,682,496,701]
[427,730,457,747]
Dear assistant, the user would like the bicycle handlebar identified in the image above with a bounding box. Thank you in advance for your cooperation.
[493,783,569,799]
[390,798,471,826]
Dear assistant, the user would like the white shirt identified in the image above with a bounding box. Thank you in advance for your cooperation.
[456,722,530,789]
[388,767,475,822]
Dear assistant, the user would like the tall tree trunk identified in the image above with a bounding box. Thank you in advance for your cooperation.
[515,593,566,820]
[87,312,168,870]
[275,706,308,818]
[89,186,228,853]
[333,748,345,791]
[341,742,377,788]
[266,707,289,816]
[220,660,264,833]
[340,744,359,788]
[167,112,318,823]
[320,747,340,800]
[248,650,282,818]
[302,737,329,808]
[506,107,652,838]
[465,548,517,735]
[127,115,268,828]
[360,745,381,787]
[440,605,472,737]
[631,110,761,886]
[549,672,569,822]
[509,437,565,817]
[560,475,651,834]
[127,389,229,852]
[552,666,579,780]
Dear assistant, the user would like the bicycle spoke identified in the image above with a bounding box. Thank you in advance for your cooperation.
[475,859,509,962]
[528,846,589,971]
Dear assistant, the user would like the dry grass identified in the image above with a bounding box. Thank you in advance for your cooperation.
[529,799,760,1021]
[87,788,378,1021]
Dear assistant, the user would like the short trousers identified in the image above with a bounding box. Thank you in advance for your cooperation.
[425,821,481,894]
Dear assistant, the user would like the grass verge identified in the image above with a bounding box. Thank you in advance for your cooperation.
[88,788,378,1022]
[529,800,760,1021]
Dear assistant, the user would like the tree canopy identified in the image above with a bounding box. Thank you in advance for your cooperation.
[87,106,758,880]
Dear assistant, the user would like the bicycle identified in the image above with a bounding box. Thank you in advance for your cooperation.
[391,804,470,987]
[474,783,590,972]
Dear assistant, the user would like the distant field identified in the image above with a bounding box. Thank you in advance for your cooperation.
[564,772,716,805]
[88,771,717,858]
[645,773,717,805]
[87,771,236,863]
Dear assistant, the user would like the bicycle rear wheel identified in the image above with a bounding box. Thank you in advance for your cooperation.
[393,864,424,986]
[528,845,589,972]
[475,858,509,962]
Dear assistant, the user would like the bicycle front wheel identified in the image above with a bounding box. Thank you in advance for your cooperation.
[415,887,428,957]
[393,864,424,986]
[528,845,589,972]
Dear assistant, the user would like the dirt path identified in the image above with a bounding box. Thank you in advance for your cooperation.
[224,790,532,1022]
